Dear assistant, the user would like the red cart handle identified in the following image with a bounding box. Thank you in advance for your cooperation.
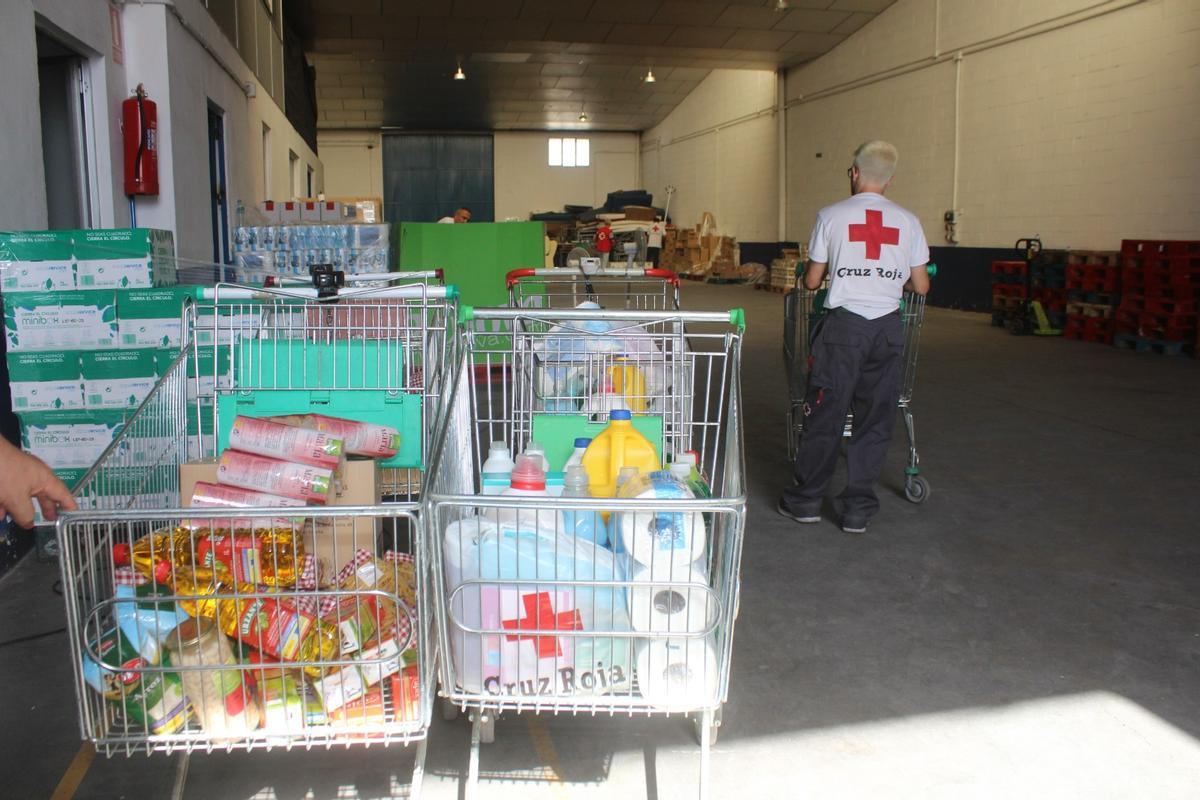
[506,268,537,288]
[644,268,680,287]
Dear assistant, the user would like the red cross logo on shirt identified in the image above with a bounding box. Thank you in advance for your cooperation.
[502,592,583,659]
[848,209,900,260]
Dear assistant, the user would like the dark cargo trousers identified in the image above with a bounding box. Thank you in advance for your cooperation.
[781,306,905,524]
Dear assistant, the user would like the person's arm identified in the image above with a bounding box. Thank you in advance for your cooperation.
[0,437,76,527]
[804,260,828,291]
[905,264,930,296]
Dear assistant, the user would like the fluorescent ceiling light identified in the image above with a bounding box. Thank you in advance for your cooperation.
[643,69,656,83]
[454,66,466,80]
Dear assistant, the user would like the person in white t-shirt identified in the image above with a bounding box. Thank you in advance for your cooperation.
[437,207,472,224]
[778,140,930,534]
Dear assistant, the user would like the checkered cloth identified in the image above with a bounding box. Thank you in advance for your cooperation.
[296,553,319,591]
[334,548,377,586]
[383,550,415,567]
[112,565,147,588]
[391,600,416,653]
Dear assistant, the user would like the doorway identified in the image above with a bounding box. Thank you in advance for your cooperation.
[382,133,494,223]
[36,31,97,230]
[207,103,230,276]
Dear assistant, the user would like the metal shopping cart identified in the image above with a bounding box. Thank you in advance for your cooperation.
[55,280,457,797]
[783,266,935,503]
[506,267,682,311]
[425,306,747,800]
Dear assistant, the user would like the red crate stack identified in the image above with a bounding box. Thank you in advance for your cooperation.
[1063,251,1120,344]
[1115,240,1200,355]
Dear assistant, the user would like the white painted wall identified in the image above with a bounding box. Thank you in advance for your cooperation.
[318,130,384,199]
[786,0,1200,250]
[641,70,780,242]
[494,132,638,220]
[0,0,320,267]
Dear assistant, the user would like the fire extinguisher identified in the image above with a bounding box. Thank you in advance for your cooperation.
[122,84,159,196]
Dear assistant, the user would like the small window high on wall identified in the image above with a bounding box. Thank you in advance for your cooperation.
[548,137,590,168]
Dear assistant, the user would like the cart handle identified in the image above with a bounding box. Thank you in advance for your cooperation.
[926,263,938,277]
[200,283,458,302]
[460,305,745,332]
[505,268,538,288]
[643,268,680,287]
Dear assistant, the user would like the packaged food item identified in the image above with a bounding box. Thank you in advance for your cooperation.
[187,482,308,529]
[312,663,366,713]
[391,666,421,722]
[112,566,189,657]
[228,415,344,469]
[82,627,190,735]
[334,548,417,614]
[328,684,385,727]
[166,564,340,678]
[164,617,262,737]
[217,450,333,503]
[260,673,305,731]
[115,526,304,589]
[271,413,400,459]
[322,595,381,656]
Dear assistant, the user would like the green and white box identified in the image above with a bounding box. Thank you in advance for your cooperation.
[117,286,197,348]
[162,344,232,398]
[7,350,84,412]
[0,231,76,291]
[19,409,126,469]
[74,228,177,289]
[72,465,175,511]
[81,349,159,409]
[3,290,118,351]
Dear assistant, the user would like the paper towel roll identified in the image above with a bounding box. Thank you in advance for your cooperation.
[629,562,715,634]
[635,636,719,711]
[618,505,706,568]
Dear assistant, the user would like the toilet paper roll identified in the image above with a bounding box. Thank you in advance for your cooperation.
[635,636,719,711]
[629,562,715,634]
[618,505,706,568]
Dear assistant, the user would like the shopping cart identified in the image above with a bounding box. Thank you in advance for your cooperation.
[425,306,747,800]
[55,281,458,797]
[506,267,682,311]
[783,266,936,503]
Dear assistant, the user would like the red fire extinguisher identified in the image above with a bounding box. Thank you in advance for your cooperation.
[122,84,159,196]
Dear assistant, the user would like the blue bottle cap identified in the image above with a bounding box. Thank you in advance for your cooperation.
[610,409,632,421]
[574,437,592,447]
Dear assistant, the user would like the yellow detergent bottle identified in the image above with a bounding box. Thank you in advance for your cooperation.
[582,410,661,497]
[608,359,647,412]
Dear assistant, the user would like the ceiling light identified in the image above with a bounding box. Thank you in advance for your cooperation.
[774,0,789,11]
[453,66,466,81]
[579,111,588,122]
[643,69,656,83]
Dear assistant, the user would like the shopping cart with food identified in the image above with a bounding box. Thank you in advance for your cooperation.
[506,267,681,311]
[783,265,935,503]
[55,279,458,797]
[425,305,746,799]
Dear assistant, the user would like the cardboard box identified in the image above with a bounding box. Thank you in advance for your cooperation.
[300,201,323,223]
[7,350,84,412]
[116,286,197,348]
[279,201,302,223]
[622,205,656,222]
[3,290,118,351]
[318,201,343,222]
[0,231,76,291]
[73,228,177,288]
[258,201,283,223]
[19,409,126,469]
[81,348,159,409]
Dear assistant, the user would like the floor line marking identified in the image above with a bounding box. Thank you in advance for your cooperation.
[50,742,94,800]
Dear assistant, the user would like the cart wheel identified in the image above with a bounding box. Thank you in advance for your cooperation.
[441,698,460,721]
[904,476,931,504]
[692,707,722,746]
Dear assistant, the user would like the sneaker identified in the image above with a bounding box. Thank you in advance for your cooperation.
[841,516,868,534]
[777,499,821,524]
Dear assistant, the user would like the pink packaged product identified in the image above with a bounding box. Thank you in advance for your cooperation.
[272,414,400,459]
[217,451,333,504]
[187,481,307,529]
[228,415,344,469]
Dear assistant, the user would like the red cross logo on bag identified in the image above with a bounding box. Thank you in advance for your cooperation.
[502,592,583,659]
[848,209,900,260]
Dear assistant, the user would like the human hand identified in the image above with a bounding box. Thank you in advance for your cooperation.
[0,438,77,527]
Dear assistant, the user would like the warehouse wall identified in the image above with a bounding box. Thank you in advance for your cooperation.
[318,130,384,199]
[494,131,638,221]
[786,0,1200,250]
[640,70,780,243]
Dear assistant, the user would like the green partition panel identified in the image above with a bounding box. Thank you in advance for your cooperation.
[531,414,664,472]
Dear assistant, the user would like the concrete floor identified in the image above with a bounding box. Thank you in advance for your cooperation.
[3,281,1199,799]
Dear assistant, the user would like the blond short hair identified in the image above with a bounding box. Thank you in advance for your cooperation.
[853,140,898,185]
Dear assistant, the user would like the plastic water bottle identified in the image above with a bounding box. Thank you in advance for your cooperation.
[562,465,609,547]
[564,437,592,470]
[480,440,515,495]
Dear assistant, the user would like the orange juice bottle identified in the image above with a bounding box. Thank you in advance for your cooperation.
[581,410,660,497]
[160,563,339,678]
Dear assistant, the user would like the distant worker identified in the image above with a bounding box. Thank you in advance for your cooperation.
[438,207,472,224]
[778,140,930,535]
[0,437,76,528]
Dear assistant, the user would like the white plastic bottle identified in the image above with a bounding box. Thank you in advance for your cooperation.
[480,440,515,496]
[500,455,562,536]
[524,441,551,473]
[562,465,609,547]
[564,437,592,470]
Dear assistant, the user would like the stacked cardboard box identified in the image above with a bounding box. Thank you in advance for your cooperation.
[0,229,190,496]
[659,225,738,279]
[258,197,383,225]
[768,247,807,292]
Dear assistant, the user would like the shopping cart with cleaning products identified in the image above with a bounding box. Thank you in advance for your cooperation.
[783,265,935,503]
[55,279,458,796]
[425,305,746,800]
[506,267,682,311]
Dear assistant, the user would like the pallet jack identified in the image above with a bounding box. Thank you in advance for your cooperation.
[1008,236,1062,336]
